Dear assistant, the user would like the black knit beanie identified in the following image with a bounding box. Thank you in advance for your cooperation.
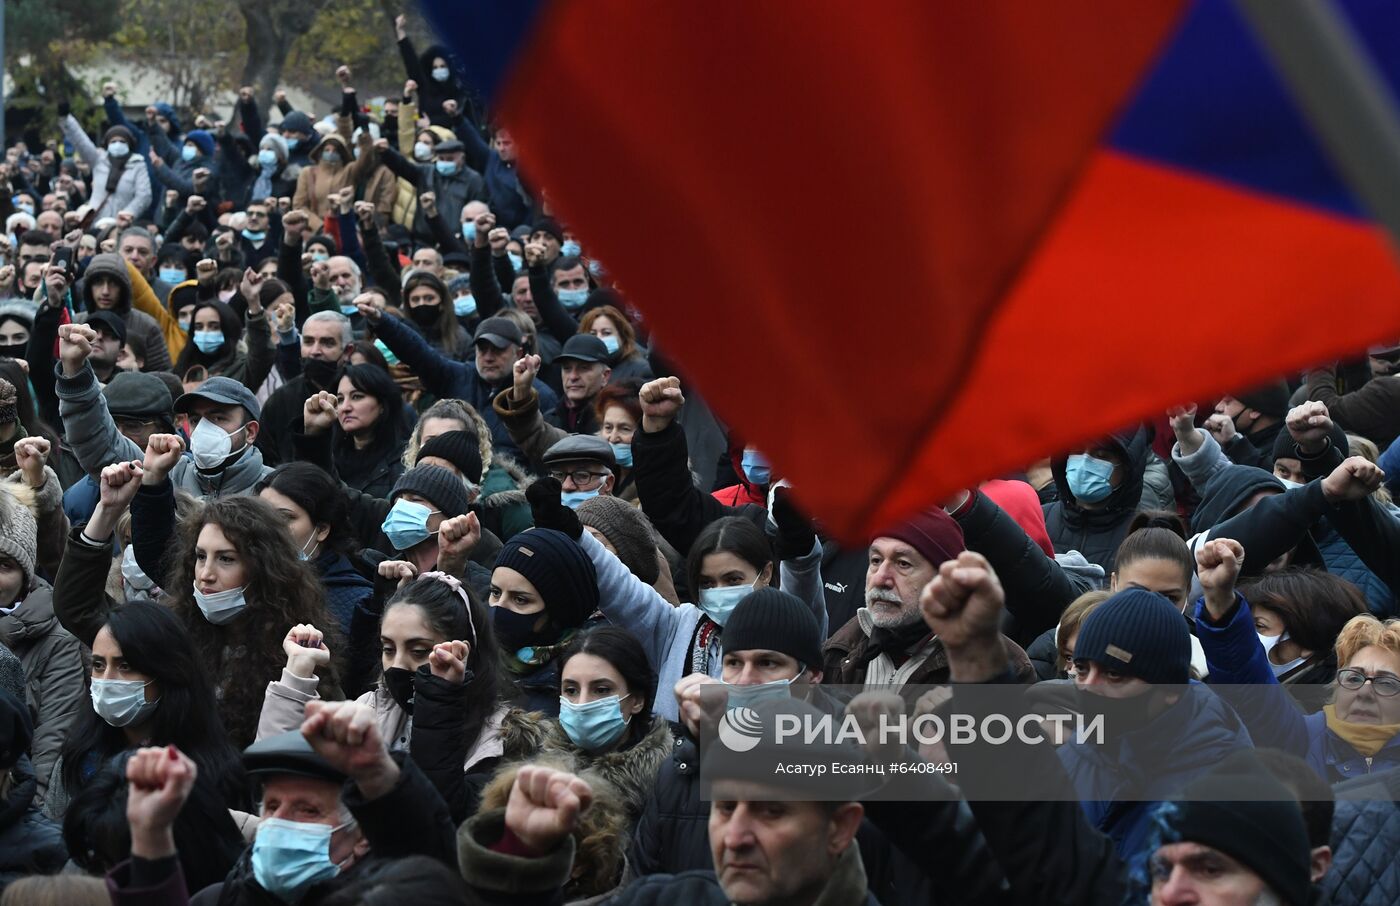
[723,588,823,669]
[576,495,659,585]
[1150,762,1312,906]
[390,465,469,518]
[1235,380,1292,420]
[495,529,598,629]
[417,430,483,485]
[1073,589,1190,685]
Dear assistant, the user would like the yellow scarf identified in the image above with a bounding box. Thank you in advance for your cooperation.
[1324,704,1400,758]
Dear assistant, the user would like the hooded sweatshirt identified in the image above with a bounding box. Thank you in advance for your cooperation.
[1042,426,1151,573]
[75,253,172,372]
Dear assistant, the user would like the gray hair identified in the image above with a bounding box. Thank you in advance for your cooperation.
[328,255,361,278]
[118,226,154,248]
[304,310,352,347]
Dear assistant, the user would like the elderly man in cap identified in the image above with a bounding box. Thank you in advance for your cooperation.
[458,698,874,906]
[541,435,618,509]
[491,339,611,472]
[357,303,556,461]
[152,700,455,904]
[380,135,485,245]
[925,549,1312,906]
[823,508,1035,688]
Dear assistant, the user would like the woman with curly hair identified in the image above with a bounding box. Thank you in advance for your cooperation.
[51,448,342,749]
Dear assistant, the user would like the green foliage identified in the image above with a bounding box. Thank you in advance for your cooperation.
[285,0,402,98]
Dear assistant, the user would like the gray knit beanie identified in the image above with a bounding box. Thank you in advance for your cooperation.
[0,644,24,705]
[0,485,37,590]
[576,495,659,585]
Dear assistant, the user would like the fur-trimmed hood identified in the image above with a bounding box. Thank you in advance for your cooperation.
[479,452,534,514]
[495,708,672,817]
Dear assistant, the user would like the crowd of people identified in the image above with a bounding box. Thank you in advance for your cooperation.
[0,13,1398,906]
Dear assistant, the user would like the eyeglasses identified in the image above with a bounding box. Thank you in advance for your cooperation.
[1337,668,1400,697]
[548,469,607,486]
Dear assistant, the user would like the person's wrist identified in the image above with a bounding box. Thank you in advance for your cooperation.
[945,636,1005,683]
[642,415,671,434]
[287,654,317,678]
[352,754,400,801]
[130,826,176,861]
[1202,588,1236,622]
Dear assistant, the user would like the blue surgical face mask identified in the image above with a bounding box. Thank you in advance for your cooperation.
[1277,477,1303,490]
[508,252,523,273]
[191,583,247,625]
[381,499,439,551]
[431,66,451,83]
[1065,453,1116,504]
[374,339,399,366]
[587,259,606,278]
[413,141,433,162]
[453,294,476,317]
[193,329,225,355]
[252,817,350,903]
[340,304,359,317]
[560,240,582,257]
[698,582,756,626]
[724,673,799,710]
[461,221,477,243]
[557,288,589,310]
[610,443,632,468]
[558,694,631,752]
[107,141,130,158]
[321,149,341,165]
[598,334,620,356]
[158,267,186,285]
[181,145,198,162]
[561,487,601,509]
[258,148,279,169]
[91,679,159,727]
[243,228,267,243]
[287,137,301,151]
[311,251,329,263]
[434,159,458,177]
[741,449,771,486]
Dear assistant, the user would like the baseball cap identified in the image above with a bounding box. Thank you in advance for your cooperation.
[556,334,610,364]
[174,376,261,421]
[473,317,524,349]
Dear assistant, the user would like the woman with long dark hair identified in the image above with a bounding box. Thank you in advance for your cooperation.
[256,461,374,635]
[169,271,276,393]
[402,271,470,362]
[257,571,506,822]
[45,600,245,820]
[327,363,411,498]
[51,455,343,749]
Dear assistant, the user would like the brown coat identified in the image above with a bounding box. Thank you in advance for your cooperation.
[291,126,396,222]
[822,611,1036,687]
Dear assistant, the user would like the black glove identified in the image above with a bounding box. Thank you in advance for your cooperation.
[771,488,817,562]
[526,477,582,540]
[57,101,71,119]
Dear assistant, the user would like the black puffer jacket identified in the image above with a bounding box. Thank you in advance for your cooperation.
[1041,427,1150,573]
[630,723,1009,906]
[1324,769,1400,906]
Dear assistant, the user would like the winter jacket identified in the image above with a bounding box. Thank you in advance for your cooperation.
[253,372,326,467]
[1307,365,1400,449]
[371,312,558,461]
[1325,769,1400,906]
[1219,420,1284,470]
[1194,591,1400,784]
[0,755,67,890]
[59,115,152,221]
[577,528,827,721]
[632,421,767,556]
[171,308,276,395]
[1057,681,1254,860]
[380,146,485,242]
[477,456,536,543]
[106,857,191,906]
[823,607,1035,689]
[1041,426,1151,573]
[55,361,271,499]
[954,489,1083,647]
[0,582,84,803]
[291,133,394,222]
[631,721,1008,906]
[455,115,533,230]
[0,465,67,584]
[459,804,877,906]
[192,755,457,906]
[74,253,174,373]
[314,552,373,637]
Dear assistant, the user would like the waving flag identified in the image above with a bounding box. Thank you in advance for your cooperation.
[421,0,1400,543]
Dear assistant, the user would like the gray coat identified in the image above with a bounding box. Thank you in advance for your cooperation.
[54,361,270,497]
[0,582,84,804]
[59,115,152,220]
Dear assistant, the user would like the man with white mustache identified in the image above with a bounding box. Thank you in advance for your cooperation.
[822,508,1035,687]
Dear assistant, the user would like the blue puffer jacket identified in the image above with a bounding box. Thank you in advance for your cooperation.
[1314,520,1396,618]
[316,552,373,637]
[1194,593,1400,783]
[1324,770,1400,906]
[1057,681,1254,861]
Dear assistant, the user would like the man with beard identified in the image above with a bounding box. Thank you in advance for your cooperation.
[822,508,1034,687]
[255,311,353,466]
